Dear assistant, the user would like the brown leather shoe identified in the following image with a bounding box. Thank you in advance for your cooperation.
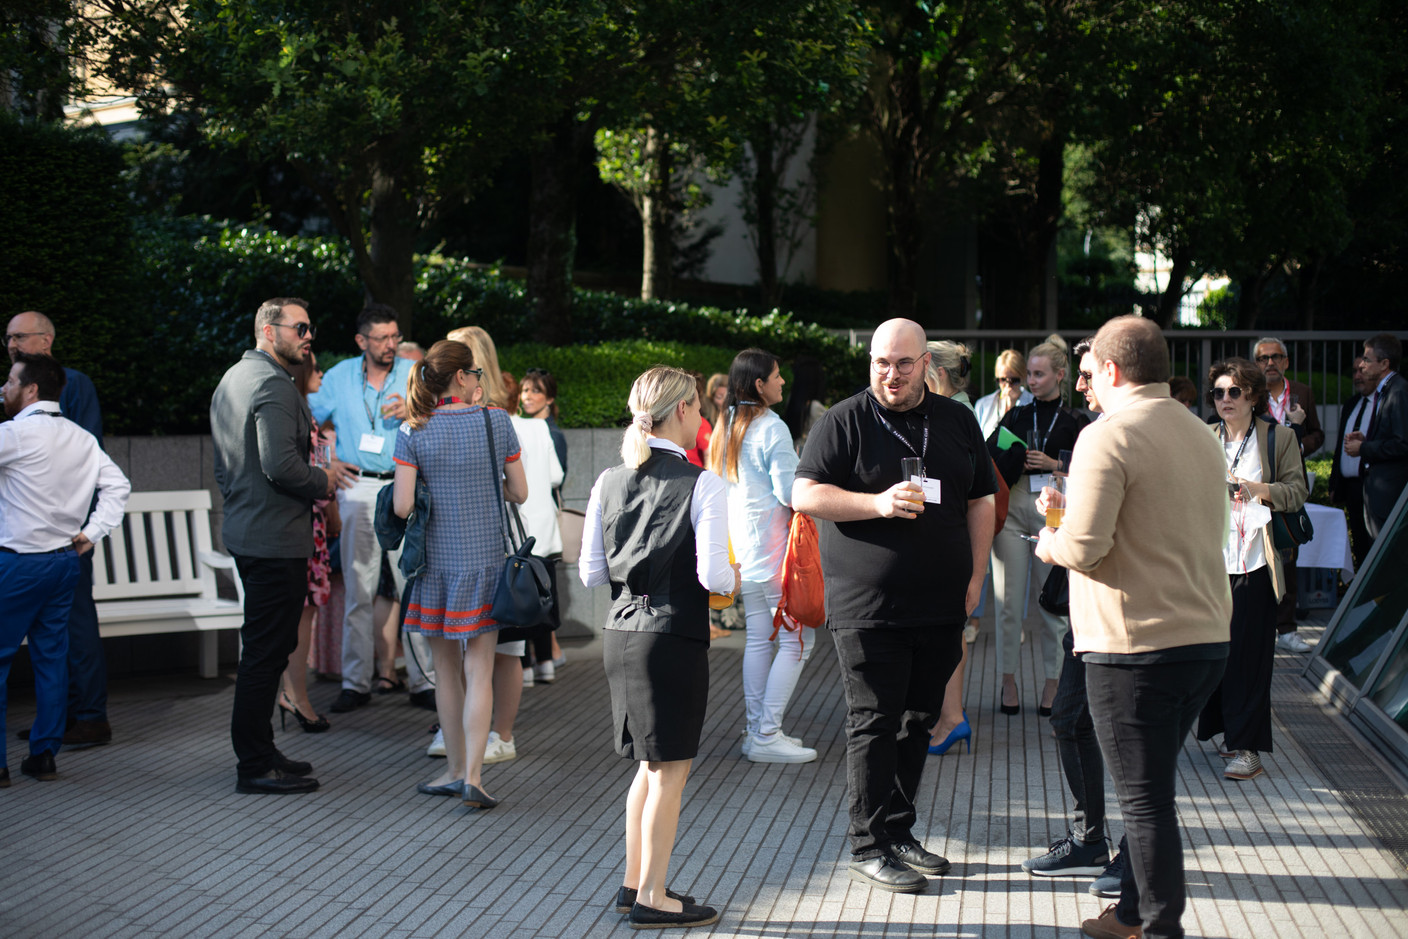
[1082,903,1142,939]
[63,720,112,748]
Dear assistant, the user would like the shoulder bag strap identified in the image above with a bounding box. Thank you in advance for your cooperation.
[482,407,513,554]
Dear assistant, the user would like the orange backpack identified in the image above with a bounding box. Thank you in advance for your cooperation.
[771,512,826,641]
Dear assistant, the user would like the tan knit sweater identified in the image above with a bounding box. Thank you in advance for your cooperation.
[1044,383,1233,655]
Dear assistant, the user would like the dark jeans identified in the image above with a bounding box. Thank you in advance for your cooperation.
[1088,656,1224,939]
[1050,628,1105,843]
[231,555,307,778]
[66,551,108,722]
[831,624,963,860]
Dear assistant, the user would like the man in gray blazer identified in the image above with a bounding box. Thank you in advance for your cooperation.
[211,297,352,793]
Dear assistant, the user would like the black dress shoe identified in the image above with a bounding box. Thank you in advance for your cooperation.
[628,901,720,930]
[0,767,10,788]
[408,689,437,711]
[891,841,951,875]
[847,854,927,893]
[271,751,313,776]
[63,719,113,748]
[329,689,371,713]
[20,751,58,781]
[613,886,696,914]
[236,769,320,794]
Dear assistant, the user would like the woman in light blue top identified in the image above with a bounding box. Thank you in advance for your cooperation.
[708,349,817,764]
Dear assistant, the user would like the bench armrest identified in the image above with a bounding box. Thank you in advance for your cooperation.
[197,550,244,605]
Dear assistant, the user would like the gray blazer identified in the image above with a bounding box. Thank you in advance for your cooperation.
[211,350,328,558]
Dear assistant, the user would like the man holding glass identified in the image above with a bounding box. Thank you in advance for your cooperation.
[308,304,430,713]
[793,318,996,893]
[1037,316,1230,939]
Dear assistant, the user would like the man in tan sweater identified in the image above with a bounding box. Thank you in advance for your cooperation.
[1037,316,1231,939]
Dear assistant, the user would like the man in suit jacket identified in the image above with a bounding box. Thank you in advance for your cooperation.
[211,297,353,794]
[1328,357,1373,568]
[1253,337,1323,652]
[1346,333,1408,541]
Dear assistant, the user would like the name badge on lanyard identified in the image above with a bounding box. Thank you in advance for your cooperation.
[358,432,385,455]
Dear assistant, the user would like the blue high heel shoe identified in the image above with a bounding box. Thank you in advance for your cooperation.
[928,711,972,755]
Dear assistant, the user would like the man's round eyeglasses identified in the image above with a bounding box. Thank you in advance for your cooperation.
[871,356,924,375]
[273,322,317,340]
[1254,354,1285,364]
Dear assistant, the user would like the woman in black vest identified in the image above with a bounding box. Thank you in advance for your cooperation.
[580,366,739,929]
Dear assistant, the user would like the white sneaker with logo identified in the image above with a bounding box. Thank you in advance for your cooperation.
[427,728,446,757]
[484,730,517,764]
[746,733,817,764]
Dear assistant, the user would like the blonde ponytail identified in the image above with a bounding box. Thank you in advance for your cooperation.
[621,366,697,468]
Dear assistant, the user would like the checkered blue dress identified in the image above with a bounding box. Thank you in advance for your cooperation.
[393,406,521,638]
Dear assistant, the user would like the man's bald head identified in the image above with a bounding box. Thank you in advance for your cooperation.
[1092,315,1169,385]
[871,318,926,358]
[6,311,56,362]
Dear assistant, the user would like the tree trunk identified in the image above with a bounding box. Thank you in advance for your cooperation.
[750,124,780,307]
[640,127,674,301]
[879,60,923,317]
[1155,248,1193,328]
[364,160,418,334]
[1235,268,1272,330]
[526,113,594,344]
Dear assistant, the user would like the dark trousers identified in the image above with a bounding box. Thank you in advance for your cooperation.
[1197,569,1276,753]
[831,624,963,860]
[1275,547,1297,631]
[1051,628,1105,843]
[231,555,307,778]
[1088,656,1224,939]
[0,550,80,757]
[1340,479,1370,569]
[66,551,107,722]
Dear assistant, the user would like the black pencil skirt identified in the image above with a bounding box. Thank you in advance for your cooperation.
[603,629,709,763]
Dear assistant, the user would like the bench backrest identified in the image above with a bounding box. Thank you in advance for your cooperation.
[92,490,218,601]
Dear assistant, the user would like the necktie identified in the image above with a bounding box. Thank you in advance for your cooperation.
[1350,397,1367,434]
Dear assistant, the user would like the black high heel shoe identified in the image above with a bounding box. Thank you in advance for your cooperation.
[279,696,331,733]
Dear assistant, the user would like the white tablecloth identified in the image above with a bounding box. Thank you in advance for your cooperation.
[1298,502,1354,577]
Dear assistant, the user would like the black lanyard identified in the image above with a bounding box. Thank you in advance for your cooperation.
[869,395,928,461]
[1030,402,1061,452]
[1220,422,1253,475]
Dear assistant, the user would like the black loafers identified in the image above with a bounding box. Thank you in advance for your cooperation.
[613,886,696,914]
[628,901,719,930]
[847,854,927,893]
[891,841,951,875]
[236,768,320,794]
[272,751,313,776]
[20,750,57,781]
[329,689,372,713]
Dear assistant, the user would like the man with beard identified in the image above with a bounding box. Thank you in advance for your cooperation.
[307,304,430,713]
[0,352,128,784]
[793,318,996,892]
[6,311,111,748]
[211,298,351,793]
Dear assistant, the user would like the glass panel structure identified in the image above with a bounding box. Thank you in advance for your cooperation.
[1319,504,1408,689]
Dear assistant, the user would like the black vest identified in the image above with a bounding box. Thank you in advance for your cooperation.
[598,450,709,639]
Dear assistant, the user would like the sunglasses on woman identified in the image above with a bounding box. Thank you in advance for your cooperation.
[1211,386,1244,401]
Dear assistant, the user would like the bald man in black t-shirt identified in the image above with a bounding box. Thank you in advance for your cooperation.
[794,318,996,894]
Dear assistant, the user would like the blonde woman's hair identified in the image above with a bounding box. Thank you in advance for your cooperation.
[405,340,476,430]
[1028,333,1070,392]
[926,340,972,393]
[995,348,1027,382]
[447,325,513,408]
[621,366,698,468]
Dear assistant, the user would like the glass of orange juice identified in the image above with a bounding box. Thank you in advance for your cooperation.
[1044,475,1067,528]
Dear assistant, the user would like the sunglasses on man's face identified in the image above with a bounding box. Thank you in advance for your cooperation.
[273,321,316,339]
[1211,386,1244,401]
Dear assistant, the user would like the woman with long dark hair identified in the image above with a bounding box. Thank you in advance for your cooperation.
[581,366,737,929]
[708,348,816,762]
[393,339,527,808]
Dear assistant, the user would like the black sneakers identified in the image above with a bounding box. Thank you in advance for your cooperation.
[1022,832,1110,876]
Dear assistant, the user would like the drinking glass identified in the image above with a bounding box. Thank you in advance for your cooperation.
[312,443,332,467]
[900,457,924,509]
[1044,475,1067,529]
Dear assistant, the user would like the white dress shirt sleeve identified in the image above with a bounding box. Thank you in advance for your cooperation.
[579,474,610,588]
[82,449,132,544]
[692,469,735,594]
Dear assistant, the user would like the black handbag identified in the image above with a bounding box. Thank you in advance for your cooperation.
[1039,565,1070,616]
[1266,422,1314,551]
[481,408,554,634]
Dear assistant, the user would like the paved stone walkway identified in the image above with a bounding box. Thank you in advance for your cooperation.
[2,615,1405,937]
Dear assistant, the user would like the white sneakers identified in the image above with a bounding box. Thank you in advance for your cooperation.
[1276,632,1314,653]
[1224,750,1265,780]
[746,732,818,764]
[427,727,446,757]
[533,660,555,683]
[484,730,517,764]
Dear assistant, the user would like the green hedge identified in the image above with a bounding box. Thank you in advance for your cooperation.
[123,216,866,434]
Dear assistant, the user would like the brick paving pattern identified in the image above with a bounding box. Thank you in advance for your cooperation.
[2,614,1405,937]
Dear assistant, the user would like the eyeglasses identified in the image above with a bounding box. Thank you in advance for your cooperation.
[997,377,1023,386]
[871,357,923,375]
[1254,354,1286,364]
[1211,386,1244,401]
[362,331,403,346]
[4,331,48,344]
[463,367,483,379]
[273,322,316,340]
[1078,371,1093,384]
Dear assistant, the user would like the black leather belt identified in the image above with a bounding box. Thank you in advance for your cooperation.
[352,468,395,480]
[0,545,74,555]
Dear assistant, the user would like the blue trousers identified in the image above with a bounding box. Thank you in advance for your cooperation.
[0,550,81,760]
[66,551,107,722]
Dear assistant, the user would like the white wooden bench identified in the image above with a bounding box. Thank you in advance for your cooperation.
[91,490,243,678]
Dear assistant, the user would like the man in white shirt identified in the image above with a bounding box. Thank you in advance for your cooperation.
[0,353,130,785]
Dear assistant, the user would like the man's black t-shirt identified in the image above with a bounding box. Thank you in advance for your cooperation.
[795,388,997,629]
